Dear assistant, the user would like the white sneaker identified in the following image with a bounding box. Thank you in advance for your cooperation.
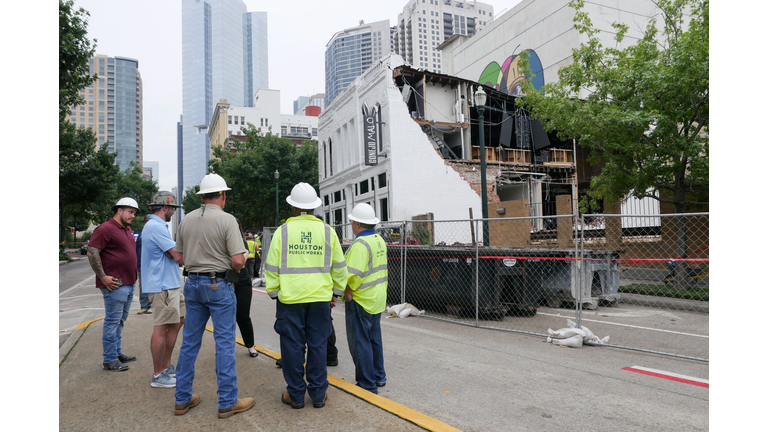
[151,369,176,388]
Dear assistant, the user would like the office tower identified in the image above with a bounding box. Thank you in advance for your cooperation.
[181,0,268,196]
[143,161,160,182]
[68,54,143,171]
[393,0,494,73]
[293,93,325,116]
[324,20,392,106]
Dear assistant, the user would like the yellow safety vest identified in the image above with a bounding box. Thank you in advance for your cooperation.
[265,215,347,304]
[246,239,256,258]
[345,233,388,315]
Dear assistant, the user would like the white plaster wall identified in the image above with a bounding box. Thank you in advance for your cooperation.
[387,83,481,244]
[424,83,460,124]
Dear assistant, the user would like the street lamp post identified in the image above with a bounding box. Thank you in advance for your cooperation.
[475,86,489,246]
[274,169,280,227]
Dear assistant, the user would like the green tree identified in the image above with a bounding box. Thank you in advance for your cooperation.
[518,0,708,288]
[181,185,203,216]
[207,126,319,231]
[59,0,97,120]
[111,162,159,232]
[59,0,119,249]
[518,0,708,213]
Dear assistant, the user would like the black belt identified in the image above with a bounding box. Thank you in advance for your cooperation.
[186,271,227,279]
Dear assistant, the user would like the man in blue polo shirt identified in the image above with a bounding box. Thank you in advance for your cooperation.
[141,191,185,388]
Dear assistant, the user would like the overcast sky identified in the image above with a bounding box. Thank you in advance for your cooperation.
[67,0,524,192]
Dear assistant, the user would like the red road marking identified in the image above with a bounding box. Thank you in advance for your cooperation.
[623,366,708,388]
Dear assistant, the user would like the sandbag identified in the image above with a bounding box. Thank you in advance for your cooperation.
[548,327,587,339]
[546,334,583,348]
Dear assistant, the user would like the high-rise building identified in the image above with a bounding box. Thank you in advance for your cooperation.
[143,161,159,182]
[69,54,143,171]
[180,0,268,197]
[393,0,494,73]
[324,20,393,107]
[293,93,326,116]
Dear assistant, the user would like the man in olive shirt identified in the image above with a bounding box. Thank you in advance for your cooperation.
[172,174,254,419]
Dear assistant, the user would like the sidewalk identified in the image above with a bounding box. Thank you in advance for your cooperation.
[59,312,432,431]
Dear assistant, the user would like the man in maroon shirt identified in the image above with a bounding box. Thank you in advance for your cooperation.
[87,197,140,372]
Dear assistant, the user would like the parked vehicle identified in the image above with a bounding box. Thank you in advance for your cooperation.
[80,240,89,255]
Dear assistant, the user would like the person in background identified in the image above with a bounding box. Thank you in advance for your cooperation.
[246,233,257,280]
[236,220,260,358]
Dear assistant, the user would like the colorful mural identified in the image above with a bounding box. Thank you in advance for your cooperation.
[478,49,544,96]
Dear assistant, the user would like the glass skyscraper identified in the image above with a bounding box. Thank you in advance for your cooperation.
[69,55,142,172]
[324,20,392,107]
[181,0,268,196]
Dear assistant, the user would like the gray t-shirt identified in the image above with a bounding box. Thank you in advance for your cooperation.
[176,204,247,273]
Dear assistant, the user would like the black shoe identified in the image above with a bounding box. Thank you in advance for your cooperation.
[103,359,129,371]
[249,351,259,358]
[276,358,282,368]
[118,354,136,363]
[313,393,328,408]
[376,381,386,387]
[327,359,338,367]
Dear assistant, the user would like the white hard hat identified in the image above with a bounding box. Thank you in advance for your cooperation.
[286,182,322,209]
[197,173,231,195]
[111,197,140,212]
[348,203,380,225]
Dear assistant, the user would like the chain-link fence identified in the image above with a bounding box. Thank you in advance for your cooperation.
[329,212,708,362]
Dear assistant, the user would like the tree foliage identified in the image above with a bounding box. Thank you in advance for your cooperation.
[59,0,97,121]
[518,0,709,213]
[181,185,202,216]
[59,0,157,239]
[206,127,319,231]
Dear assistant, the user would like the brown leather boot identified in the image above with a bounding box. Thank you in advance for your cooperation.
[218,397,255,418]
[174,394,201,416]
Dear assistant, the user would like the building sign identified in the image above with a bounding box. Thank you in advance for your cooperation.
[362,102,379,166]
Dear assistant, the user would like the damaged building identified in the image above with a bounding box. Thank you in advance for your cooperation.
[317,53,576,242]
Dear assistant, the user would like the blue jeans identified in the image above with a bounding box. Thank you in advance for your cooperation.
[274,300,331,404]
[100,284,135,363]
[174,275,238,410]
[345,300,386,393]
[137,271,152,310]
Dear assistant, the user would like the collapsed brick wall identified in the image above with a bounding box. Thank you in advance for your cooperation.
[445,161,500,204]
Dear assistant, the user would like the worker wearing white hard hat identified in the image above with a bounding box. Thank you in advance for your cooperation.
[265,182,348,409]
[173,173,254,418]
[343,203,388,393]
[86,197,141,372]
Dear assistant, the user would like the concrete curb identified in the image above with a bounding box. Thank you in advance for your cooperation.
[619,293,708,313]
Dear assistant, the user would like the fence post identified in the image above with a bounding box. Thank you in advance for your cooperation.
[576,215,584,328]
[401,221,407,305]
[475,219,480,327]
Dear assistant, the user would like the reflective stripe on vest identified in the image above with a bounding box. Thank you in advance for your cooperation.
[348,237,387,292]
[267,222,342,299]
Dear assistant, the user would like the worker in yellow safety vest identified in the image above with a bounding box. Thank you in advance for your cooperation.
[265,182,347,409]
[245,234,257,279]
[343,203,388,394]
